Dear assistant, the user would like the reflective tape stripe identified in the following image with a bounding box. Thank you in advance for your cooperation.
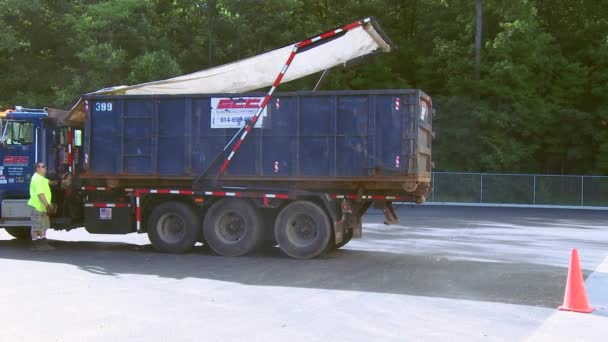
[135,196,141,232]
[81,186,110,191]
[85,203,131,208]
[330,194,407,201]
[135,189,194,195]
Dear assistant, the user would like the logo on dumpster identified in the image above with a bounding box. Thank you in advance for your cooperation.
[211,97,267,129]
[217,98,262,109]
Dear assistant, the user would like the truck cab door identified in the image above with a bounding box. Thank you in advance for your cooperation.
[0,119,37,198]
[48,125,84,228]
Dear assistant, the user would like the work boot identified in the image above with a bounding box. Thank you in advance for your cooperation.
[38,238,55,251]
[29,240,43,251]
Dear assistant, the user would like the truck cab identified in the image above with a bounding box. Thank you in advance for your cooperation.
[0,107,83,238]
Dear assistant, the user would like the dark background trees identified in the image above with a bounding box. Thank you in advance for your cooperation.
[1,0,606,174]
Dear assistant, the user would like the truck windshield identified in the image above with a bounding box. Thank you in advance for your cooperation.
[2,121,34,145]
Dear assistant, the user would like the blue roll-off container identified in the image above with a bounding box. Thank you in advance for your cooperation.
[83,89,432,193]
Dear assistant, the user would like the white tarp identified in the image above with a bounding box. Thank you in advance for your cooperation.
[66,19,392,124]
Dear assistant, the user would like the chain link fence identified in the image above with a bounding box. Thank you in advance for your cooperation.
[428,172,608,207]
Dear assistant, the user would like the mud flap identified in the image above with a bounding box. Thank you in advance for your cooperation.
[351,215,363,238]
[334,220,345,244]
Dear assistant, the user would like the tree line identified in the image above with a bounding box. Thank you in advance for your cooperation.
[1,0,606,175]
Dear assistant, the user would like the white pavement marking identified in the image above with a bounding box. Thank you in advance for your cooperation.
[527,256,608,341]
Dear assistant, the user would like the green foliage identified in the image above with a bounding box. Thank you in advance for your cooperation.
[128,51,181,84]
[0,0,606,174]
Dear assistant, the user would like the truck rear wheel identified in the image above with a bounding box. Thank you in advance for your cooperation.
[274,201,332,259]
[147,201,201,253]
[203,199,264,256]
[4,227,31,240]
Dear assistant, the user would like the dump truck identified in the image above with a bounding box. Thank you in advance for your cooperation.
[0,18,433,258]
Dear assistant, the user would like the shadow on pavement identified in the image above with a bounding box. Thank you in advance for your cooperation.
[0,238,570,308]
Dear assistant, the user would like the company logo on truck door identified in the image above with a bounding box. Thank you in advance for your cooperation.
[211,97,267,129]
[3,156,29,166]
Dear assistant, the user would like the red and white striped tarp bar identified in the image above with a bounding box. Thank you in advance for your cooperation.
[66,17,392,134]
[219,17,382,174]
[83,17,389,96]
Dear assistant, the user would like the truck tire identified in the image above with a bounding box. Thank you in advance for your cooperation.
[274,201,332,259]
[4,227,31,240]
[334,228,353,249]
[203,199,264,256]
[147,201,201,253]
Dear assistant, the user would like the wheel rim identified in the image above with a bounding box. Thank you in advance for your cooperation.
[157,213,187,244]
[285,213,319,247]
[216,211,246,244]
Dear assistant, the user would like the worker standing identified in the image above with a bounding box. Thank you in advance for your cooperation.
[28,162,55,251]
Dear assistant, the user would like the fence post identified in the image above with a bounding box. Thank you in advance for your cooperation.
[480,173,483,203]
[431,172,435,202]
[533,175,536,205]
[581,176,584,206]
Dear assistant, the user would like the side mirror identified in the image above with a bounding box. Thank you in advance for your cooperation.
[0,133,6,149]
[0,120,8,147]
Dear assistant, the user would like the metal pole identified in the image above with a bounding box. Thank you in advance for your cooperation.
[431,172,435,201]
[480,173,483,203]
[533,175,536,204]
[313,68,332,91]
[581,176,584,206]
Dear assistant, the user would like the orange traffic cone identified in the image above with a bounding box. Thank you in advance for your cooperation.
[558,248,594,313]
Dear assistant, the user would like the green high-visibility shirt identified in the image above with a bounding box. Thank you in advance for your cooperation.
[28,172,52,212]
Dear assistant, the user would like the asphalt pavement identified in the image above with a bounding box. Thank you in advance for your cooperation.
[1,205,607,341]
